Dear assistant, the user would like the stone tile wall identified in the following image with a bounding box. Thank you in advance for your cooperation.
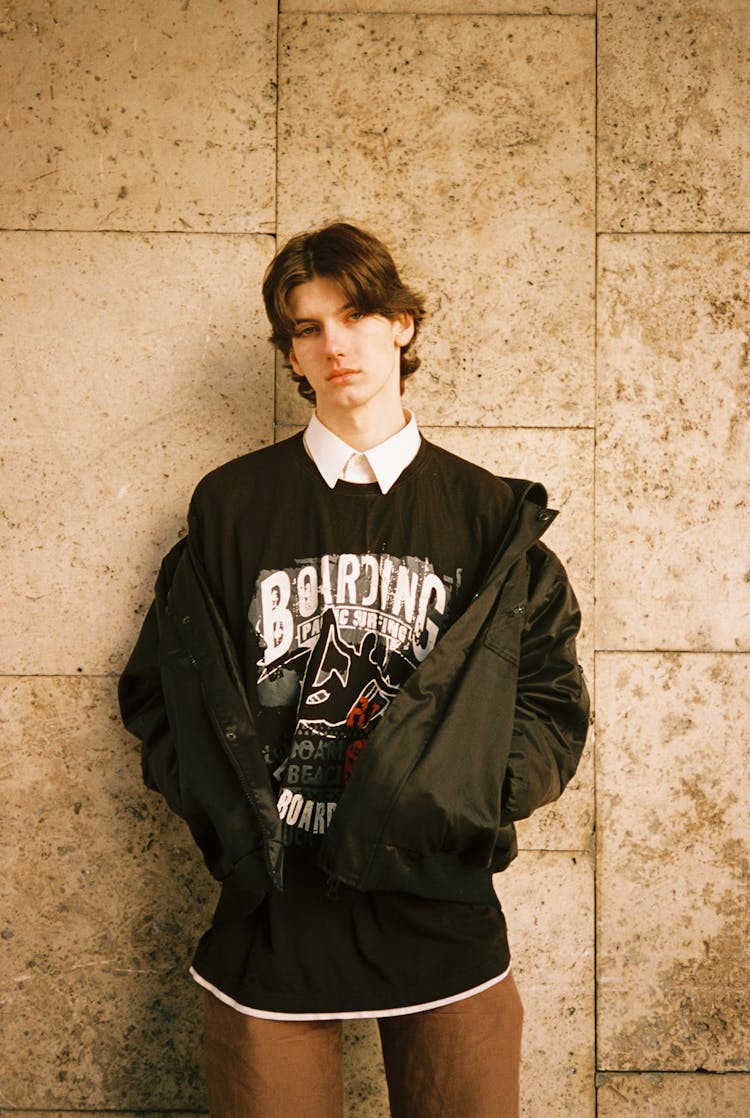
[1,2,747,1114]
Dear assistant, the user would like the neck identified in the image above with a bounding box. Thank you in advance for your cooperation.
[315,401,408,451]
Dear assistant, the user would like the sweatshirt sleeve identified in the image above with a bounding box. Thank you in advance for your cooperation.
[500,545,590,825]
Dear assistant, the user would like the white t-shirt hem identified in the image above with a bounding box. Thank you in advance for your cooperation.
[190,963,511,1021]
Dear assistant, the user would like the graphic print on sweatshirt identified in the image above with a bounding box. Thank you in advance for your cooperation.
[247,553,459,847]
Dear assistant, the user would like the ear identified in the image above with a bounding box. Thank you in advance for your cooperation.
[289,343,302,375]
[394,313,415,348]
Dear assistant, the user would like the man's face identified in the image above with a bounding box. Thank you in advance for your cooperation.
[288,276,413,425]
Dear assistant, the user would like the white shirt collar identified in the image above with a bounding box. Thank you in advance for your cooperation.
[303,411,421,494]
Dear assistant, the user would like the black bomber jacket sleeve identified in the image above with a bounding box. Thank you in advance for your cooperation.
[118,539,188,819]
[500,542,590,826]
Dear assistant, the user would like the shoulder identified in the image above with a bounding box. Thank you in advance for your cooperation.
[420,437,496,482]
[190,431,306,508]
[419,438,549,509]
[418,438,512,504]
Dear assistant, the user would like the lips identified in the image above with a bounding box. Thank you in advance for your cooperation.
[327,368,358,381]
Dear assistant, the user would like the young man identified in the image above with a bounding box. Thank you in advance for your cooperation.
[119,222,590,1117]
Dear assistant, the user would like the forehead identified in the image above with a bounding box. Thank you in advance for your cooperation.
[288,276,350,320]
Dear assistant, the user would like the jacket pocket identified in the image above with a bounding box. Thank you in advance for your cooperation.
[482,600,527,666]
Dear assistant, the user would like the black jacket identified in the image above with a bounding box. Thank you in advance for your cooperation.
[118,478,590,922]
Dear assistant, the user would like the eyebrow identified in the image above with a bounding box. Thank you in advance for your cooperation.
[291,301,355,325]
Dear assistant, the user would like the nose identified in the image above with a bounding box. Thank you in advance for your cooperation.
[323,321,345,359]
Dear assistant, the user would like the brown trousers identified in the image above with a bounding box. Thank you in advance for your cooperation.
[203,973,523,1118]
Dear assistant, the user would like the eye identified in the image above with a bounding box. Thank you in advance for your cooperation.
[348,311,366,322]
[294,324,317,338]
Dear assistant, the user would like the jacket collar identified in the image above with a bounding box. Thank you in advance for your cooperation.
[481,481,557,591]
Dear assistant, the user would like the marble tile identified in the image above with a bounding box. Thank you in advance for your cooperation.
[343,1019,390,1118]
[596,234,750,652]
[277,15,595,428]
[0,1,277,232]
[426,426,595,853]
[282,1,594,12]
[596,653,749,1072]
[500,851,595,1116]
[0,231,275,675]
[598,1073,750,1117]
[0,676,213,1109]
[598,0,750,232]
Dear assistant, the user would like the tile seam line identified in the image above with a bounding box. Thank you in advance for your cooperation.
[596,1068,745,1077]
[273,0,281,433]
[2,228,747,236]
[515,847,591,855]
[0,673,125,679]
[593,649,748,656]
[425,423,596,430]
[0,227,277,236]
[277,424,597,432]
[281,10,595,18]
[592,0,600,1101]
[597,229,750,236]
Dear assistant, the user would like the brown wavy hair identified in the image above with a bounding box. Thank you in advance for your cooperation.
[262,222,426,403]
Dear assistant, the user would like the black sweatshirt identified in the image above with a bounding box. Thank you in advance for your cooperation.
[188,432,517,1017]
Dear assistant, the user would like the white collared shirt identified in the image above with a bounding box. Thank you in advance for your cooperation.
[303,411,421,494]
